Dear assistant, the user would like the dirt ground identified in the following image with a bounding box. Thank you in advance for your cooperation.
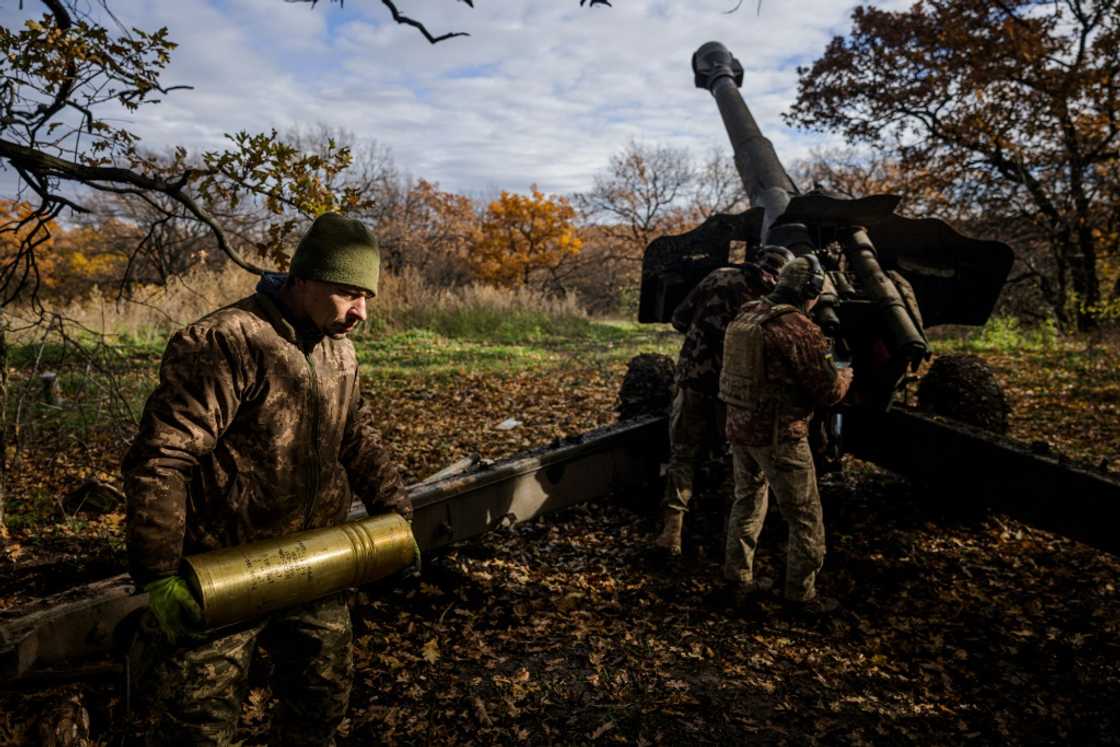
[2,350,1119,745]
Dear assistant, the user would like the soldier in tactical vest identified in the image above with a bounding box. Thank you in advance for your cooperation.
[719,255,853,611]
[124,213,411,746]
[653,246,793,556]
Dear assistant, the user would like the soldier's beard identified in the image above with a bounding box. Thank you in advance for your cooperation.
[323,317,362,338]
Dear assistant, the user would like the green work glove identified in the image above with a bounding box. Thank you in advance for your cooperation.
[144,576,205,646]
[411,533,422,576]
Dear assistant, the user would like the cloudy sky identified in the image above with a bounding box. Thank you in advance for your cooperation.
[4,0,912,198]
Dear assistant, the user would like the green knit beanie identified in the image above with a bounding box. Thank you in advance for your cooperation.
[290,213,380,296]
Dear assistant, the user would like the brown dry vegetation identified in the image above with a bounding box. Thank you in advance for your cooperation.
[1,286,1119,744]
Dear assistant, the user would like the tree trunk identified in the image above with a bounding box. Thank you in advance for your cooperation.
[0,312,7,532]
[1069,239,1101,332]
[1049,236,1072,332]
[1066,185,1103,331]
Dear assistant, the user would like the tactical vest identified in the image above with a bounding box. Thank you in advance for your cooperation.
[719,302,798,409]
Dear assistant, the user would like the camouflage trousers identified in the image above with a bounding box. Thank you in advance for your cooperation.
[139,593,353,747]
[665,386,725,513]
[724,437,825,602]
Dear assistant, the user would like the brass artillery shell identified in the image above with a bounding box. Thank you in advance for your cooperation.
[182,514,414,628]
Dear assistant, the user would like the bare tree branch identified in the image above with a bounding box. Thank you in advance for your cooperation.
[1,137,270,275]
[379,0,470,44]
[288,0,611,44]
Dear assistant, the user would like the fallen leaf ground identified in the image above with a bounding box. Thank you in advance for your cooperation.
[1,328,1118,745]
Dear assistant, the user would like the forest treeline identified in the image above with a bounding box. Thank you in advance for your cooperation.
[1,137,753,317]
[2,0,1118,329]
[7,137,1117,327]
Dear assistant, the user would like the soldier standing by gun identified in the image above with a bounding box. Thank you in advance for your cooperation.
[653,246,792,557]
[124,213,411,746]
[719,255,852,611]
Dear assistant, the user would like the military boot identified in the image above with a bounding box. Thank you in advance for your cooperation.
[785,593,840,618]
[653,509,685,556]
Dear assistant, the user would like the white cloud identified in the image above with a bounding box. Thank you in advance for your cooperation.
[2,0,918,199]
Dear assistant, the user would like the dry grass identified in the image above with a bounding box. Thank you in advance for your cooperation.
[7,268,259,345]
[5,267,588,345]
[364,268,587,334]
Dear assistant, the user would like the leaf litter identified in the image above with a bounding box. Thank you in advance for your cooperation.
[1,350,1119,744]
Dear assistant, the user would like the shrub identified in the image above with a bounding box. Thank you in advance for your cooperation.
[933,315,1060,354]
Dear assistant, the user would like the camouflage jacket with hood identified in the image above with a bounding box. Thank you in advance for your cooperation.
[123,274,408,585]
[672,266,770,394]
[722,298,852,446]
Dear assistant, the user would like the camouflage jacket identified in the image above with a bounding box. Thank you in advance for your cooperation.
[672,267,767,394]
[123,284,408,585]
[723,299,852,446]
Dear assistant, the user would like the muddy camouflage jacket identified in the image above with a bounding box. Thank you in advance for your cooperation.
[724,299,852,446]
[124,287,408,584]
[672,267,768,394]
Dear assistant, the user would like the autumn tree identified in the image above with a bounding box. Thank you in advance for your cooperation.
[792,147,959,216]
[0,201,61,294]
[571,142,750,313]
[576,141,697,253]
[691,149,750,220]
[787,0,1120,331]
[472,187,582,291]
[278,130,480,288]
[0,0,622,308]
[1,2,378,306]
[374,178,480,288]
[568,143,691,310]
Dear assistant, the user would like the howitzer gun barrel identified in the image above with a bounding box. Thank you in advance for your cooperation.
[692,41,798,241]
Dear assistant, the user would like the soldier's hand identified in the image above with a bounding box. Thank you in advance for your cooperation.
[411,532,422,576]
[143,576,205,646]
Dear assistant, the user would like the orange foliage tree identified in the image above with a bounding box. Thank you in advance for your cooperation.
[48,220,131,299]
[0,200,60,299]
[471,187,582,290]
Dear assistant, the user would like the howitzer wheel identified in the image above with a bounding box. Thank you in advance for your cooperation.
[616,353,675,421]
[917,354,1009,435]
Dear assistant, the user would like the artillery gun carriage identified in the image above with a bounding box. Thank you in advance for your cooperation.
[640,41,1013,417]
[633,40,1120,557]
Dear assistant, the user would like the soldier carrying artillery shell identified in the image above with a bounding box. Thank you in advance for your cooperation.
[123,213,412,746]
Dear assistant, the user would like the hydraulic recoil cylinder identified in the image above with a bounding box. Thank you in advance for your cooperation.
[843,228,928,363]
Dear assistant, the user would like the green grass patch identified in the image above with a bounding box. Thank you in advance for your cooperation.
[931,316,1063,354]
[405,307,597,344]
[360,305,637,346]
[7,331,165,368]
[357,320,678,379]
